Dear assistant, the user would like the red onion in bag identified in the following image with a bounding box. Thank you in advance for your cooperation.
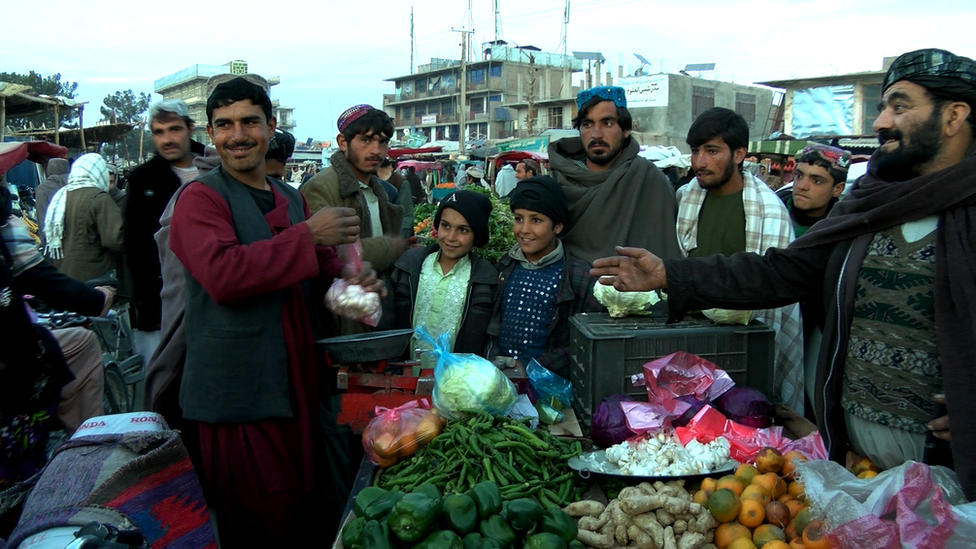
[714,387,774,428]
[590,394,635,448]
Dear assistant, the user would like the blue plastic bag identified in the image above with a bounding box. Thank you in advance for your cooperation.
[415,326,518,420]
[526,359,573,408]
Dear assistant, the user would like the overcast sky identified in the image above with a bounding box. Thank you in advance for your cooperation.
[5,0,974,142]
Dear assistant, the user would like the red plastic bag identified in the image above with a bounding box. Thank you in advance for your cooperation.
[641,352,735,411]
[675,404,827,462]
[325,240,382,326]
[362,399,444,468]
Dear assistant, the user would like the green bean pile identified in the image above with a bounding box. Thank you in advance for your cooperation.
[374,412,585,509]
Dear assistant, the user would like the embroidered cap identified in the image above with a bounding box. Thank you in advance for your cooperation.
[796,142,852,174]
[576,86,627,110]
[883,48,976,106]
[337,104,376,133]
[206,73,271,100]
[149,99,190,120]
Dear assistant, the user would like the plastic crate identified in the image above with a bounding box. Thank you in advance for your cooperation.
[569,313,775,425]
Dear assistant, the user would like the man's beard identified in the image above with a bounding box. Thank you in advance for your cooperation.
[873,110,943,182]
[584,138,625,166]
[697,159,737,190]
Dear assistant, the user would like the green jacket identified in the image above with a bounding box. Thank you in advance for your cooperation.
[51,187,124,282]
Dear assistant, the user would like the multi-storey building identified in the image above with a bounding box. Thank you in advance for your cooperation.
[154,60,295,144]
[382,42,583,143]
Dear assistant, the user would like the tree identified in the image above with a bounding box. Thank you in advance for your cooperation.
[100,90,151,165]
[0,71,80,129]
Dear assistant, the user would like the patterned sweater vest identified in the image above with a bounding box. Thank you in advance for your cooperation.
[499,261,562,364]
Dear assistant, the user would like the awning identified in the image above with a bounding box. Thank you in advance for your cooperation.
[388,146,443,158]
[0,140,68,175]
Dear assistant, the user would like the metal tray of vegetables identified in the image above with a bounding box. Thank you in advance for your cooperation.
[568,433,739,483]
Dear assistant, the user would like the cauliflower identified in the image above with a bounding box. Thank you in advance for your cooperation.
[432,353,518,419]
[593,282,662,318]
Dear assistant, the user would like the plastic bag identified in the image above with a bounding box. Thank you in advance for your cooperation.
[527,359,573,409]
[590,394,636,448]
[798,459,976,549]
[362,398,444,467]
[416,326,518,420]
[642,351,735,407]
[675,404,827,462]
[507,394,539,430]
[324,240,382,326]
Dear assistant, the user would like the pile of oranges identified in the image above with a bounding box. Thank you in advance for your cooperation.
[414,216,434,237]
[693,447,833,549]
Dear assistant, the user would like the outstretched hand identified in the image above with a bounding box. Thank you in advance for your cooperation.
[306,207,360,247]
[589,246,668,292]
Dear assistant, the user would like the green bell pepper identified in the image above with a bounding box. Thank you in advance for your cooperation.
[413,482,442,501]
[361,520,395,549]
[523,532,567,549]
[388,492,441,544]
[341,516,367,549]
[355,487,388,518]
[462,532,486,549]
[413,530,463,549]
[443,494,479,535]
[479,514,516,548]
[469,481,502,518]
[506,498,544,531]
[568,540,586,549]
[539,508,578,544]
[363,491,404,521]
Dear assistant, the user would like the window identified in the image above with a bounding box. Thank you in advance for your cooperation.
[442,101,453,117]
[692,86,715,119]
[470,97,485,115]
[402,106,412,120]
[735,93,757,123]
[861,84,882,135]
[428,102,439,115]
[489,94,502,103]
[489,65,502,78]
[547,106,563,129]
[415,78,426,93]
[415,105,425,117]
[470,68,486,84]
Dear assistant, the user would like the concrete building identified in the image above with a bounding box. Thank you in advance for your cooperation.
[154,59,295,144]
[382,42,583,143]
[617,72,777,152]
[757,58,893,139]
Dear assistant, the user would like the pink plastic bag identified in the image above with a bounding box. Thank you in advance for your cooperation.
[798,459,976,549]
[641,352,735,408]
[675,404,827,462]
[362,398,444,467]
[325,239,382,326]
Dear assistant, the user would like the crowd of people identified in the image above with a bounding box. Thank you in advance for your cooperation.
[1,47,975,545]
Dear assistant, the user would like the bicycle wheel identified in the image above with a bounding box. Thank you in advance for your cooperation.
[103,363,129,414]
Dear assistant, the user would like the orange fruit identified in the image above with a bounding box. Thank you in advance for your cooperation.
[708,489,743,523]
[715,522,753,549]
[794,508,812,538]
[756,447,786,474]
[777,494,795,504]
[781,451,808,480]
[752,472,786,499]
[736,463,762,484]
[693,489,713,506]
[787,480,805,498]
[761,541,791,549]
[784,519,800,541]
[765,501,791,528]
[701,476,718,493]
[738,498,766,528]
[753,524,787,546]
[728,538,759,549]
[785,499,806,520]
[850,456,881,477]
[741,484,772,506]
[857,470,879,479]
[801,519,832,549]
[789,540,806,549]
[717,474,747,497]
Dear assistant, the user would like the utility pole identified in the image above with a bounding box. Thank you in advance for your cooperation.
[527,54,536,136]
[410,7,415,74]
[558,0,570,55]
[454,27,474,155]
[467,0,474,61]
[493,0,501,42]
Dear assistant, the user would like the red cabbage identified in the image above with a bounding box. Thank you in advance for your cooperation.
[714,387,774,428]
[591,394,635,448]
[672,395,708,427]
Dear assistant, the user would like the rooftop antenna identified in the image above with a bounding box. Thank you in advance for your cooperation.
[410,6,416,74]
[468,0,475,61]
[493,0,502,42]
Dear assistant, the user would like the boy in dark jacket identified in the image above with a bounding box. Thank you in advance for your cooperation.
[487,176,604,378]
[391,190,498,355]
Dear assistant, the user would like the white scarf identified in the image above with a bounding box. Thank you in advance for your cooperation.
[44,153,109,259]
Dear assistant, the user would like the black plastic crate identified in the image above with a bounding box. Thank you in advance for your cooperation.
[569,312,775,425]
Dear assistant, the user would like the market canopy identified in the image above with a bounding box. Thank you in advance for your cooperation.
[388,146,443,159]
[0,141,67,175]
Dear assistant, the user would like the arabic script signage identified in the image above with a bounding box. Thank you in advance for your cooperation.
[621,75,669,108]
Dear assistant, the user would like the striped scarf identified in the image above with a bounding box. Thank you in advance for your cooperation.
[43,154,109,260]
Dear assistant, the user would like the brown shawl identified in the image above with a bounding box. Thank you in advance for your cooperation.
[792,143,976,500]
[548,137,682,265]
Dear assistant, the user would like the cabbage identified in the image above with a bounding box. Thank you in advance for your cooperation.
[714,387,773,428]
[702,308,756,325]
[591,394,635,448]
[432,353,518,420]
[593,282,661,318]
